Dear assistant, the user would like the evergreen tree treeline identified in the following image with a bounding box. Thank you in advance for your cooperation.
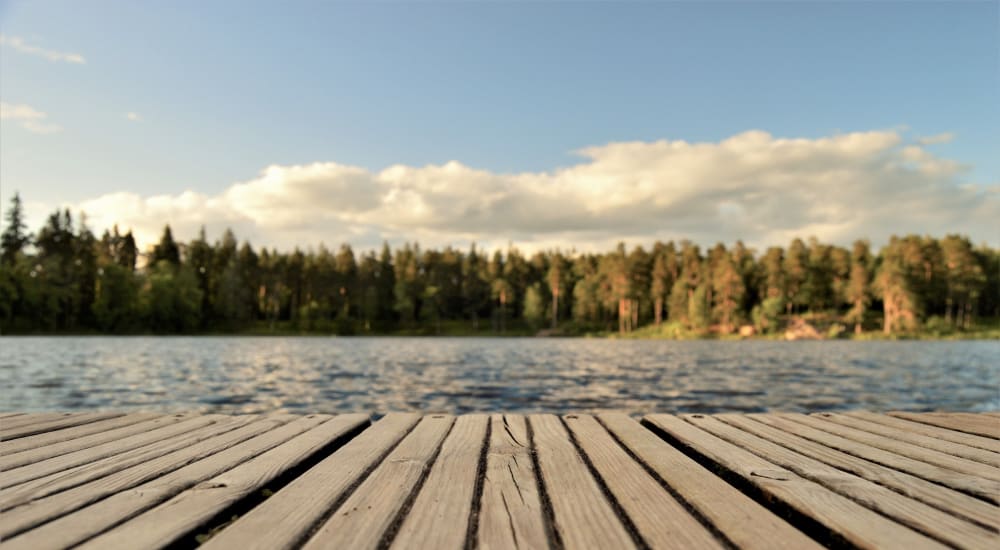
[1,194,997,335]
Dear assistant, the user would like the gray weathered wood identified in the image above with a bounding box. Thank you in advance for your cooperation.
[0,415,284,539]
[890,412,1000,439]
[200,413,421,550]
[476,415,548,550]
[644,414,946,549]
[0,412,164,457]
[77,414,369,549]
[0,412,124,441]
[719,413,1000,531]
[565,414,724,549]
[0,416,251,511]
[0,413,177,469]
[688,414,998,548]
[390,414,488,550]
[751,413,1000,505]
[0,414,228,490]
[5,415,324,549]
[529,414,635,550]
[0,413,71,432]
[783,413,1000,482]
[602,413,820,550]
[813,412,1000,468]
[301,415,455,550]
[845,411,1000,454]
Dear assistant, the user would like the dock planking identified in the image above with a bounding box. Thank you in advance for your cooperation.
[0,411,996,549]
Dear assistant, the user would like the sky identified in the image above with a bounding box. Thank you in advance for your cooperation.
[1,0,997,254]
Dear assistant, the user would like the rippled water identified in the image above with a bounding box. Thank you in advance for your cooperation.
[1,337,997,414]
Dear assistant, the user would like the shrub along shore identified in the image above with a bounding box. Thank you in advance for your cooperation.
[2,193,997,338]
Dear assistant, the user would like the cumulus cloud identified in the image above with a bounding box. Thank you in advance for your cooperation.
[53,130,999,253]
[0,102,62,134]
[0,35,86,64]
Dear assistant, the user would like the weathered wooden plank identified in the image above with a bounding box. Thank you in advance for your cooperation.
[603,413,820,550]
[750,413,1000,505]
[390,415,488,550]
[565,414,724,549]
[0,415,285,539]
[5,414,329,549]
[0,413,165,456]
[813,412,1000,467]
[719,413,1000,531]
[0,413,70,431]
[0,413,26,420]
[476,415,548,550]
[76,414,369,549]
[890,412,1000,439]
[301,415,454,550]
[201,413,421,550]
[0,414,228,489]
[782,413,1000,482]
[689,414,998,548]
[644,414,946,549]
[529,414,635,550]
[0,413,177,469]
[845,411,1000,454]
[0,416,251,511]
[0,412,124,440]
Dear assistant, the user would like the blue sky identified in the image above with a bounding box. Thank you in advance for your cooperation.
[1,1,997,251]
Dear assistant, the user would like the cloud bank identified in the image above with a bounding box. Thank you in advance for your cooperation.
[0,35,86,64]
[0,102,62,134]
[57,130,998,253]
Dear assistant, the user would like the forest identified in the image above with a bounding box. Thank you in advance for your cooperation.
[1,193,997,338]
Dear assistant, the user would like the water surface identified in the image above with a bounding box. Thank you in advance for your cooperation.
[1,337,997,414]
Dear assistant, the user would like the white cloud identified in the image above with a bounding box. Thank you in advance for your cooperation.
[0,102,62,134]
[126,112,142,122]
[917,132,955,145]
[50,130,999,253]
[0,34,86,64]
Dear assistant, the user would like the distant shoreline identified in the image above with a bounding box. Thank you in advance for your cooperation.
[3,321,998,341]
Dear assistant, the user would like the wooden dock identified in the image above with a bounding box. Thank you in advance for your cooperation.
[0,411,997,549]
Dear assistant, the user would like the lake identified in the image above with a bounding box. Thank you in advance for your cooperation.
[1,337,997,415]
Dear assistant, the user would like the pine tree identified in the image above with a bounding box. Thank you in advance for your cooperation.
[150,225,181,268]
[1,193,31,265]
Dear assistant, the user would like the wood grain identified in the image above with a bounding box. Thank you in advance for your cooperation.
[719,413,1000,531]
[844,411,1000,454]
[390,414,488,550]
[565,414,723,549]
[476,415,549,550]
[0,415,283,539]
[889,412,1000,439]
[302,414,454,550]
[812,412,1000,467]
[603,413,821,550]
[0,413,163,457]
[200,413,420,550]
[644,414,946,549]
[529,414,635,550]
[6,415,326,549]
[688,414,997,549]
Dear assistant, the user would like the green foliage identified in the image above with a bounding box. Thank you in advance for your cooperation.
[143,262,203,333]
[92,263,140,332]
[687,283,710,330]
[523,283,545,328]
[752,296,785,334]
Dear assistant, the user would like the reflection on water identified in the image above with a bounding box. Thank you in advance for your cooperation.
[1,337,997,414]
